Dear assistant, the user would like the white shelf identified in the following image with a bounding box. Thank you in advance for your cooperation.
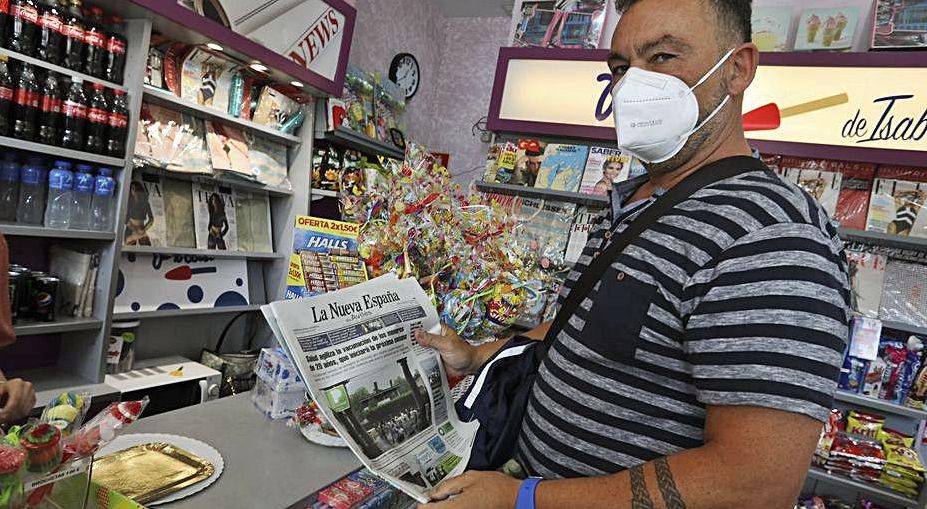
[14,317,103,337]
[142,85,302,146]
[806,467,919,507]
[833,390,927,419]
[313,189,338,198]
[0,135,126,167]
[121,245,285,260]
[475,181,610,207]
[881,320,927,338]
[840,228,927,251]
[6,365,119,412]
[0,223,116,240]
[137,164,294,197]
[113,304,263,320]
[0,47,128,92]
[315,126,405,159]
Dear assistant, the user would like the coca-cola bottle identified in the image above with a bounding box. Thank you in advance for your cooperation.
[8,0,40,56]
[0,57,13,137]
[81,5,104,78]
[84,82,107,153]
[0,0,10,47]
[37,71,61,145]
[60,0,84,72]
[103,15,126,84]
[11,63,39,141]
[105,89,127,157]
[59,76,86,150]
[36,0,63,65]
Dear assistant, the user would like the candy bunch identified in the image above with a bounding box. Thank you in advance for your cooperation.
[350,144,551,339]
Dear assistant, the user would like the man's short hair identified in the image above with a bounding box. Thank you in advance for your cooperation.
[615,0,752,45]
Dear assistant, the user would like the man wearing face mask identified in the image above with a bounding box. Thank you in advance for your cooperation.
[415,0,850,508]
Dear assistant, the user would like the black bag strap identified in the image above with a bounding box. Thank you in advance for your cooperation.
[537,156,768,364]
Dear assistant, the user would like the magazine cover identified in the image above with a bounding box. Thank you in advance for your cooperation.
[486,142,518,184]
[534,144,589,193]
[192,183,239,251]
[515,198,576,271]
[509,139,547,187]
[206,121,252,178]
[880,259,927,329]
[115,254,249,313]
[124,173,166,247]
[248,135,289,188]
[565,207,596,265]
[867,166,927,238]
[286,216,368,299]
[846,250,887,319]
[795,7,859,51]
[513,0,608,49]
[778,158,843,218]
[873,0,927,49]
[579,147,631,195]
[163,178,196,248]
[234,190,273,253]
[180,48,236,111]
[752,7,794,51]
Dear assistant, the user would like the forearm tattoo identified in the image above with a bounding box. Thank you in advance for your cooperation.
[630,464,655,509]
[655,457,687,509]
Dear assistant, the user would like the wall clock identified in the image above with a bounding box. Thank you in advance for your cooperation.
[388,53,420,100]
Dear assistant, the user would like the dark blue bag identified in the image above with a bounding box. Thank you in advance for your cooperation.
[455,157,764,471]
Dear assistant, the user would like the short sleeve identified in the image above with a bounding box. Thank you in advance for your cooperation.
[682,222,850,422]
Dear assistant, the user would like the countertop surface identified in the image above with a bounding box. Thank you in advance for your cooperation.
[127,393,360,509]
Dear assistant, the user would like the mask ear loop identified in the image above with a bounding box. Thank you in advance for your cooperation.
[691,47,737,90]
[681,47,738,139]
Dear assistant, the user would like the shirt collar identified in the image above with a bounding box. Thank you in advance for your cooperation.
[610,175,666,222]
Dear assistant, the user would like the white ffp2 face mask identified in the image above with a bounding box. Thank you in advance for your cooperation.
[612,48,736,164]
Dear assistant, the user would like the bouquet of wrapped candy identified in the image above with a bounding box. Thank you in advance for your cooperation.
[351,144,554,340]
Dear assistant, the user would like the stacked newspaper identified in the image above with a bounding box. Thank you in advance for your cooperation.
[262,274,479,503]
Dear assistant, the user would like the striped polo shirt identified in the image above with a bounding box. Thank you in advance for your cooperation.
[515,163,850,479]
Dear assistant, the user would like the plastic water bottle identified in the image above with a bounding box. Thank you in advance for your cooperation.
[69,164,94,230]
[89,166,115,231]
[45,160,74,228]
[16,158,46,225]
[0,155,20,222]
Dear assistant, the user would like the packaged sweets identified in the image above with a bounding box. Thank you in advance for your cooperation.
[861,358,887,397]
[878,427,915,448]
[39,391,91,436]
[878,342,909,402]
[19,423,62,473]
[838,356,867,393]
[905,360,927,409]
[846,410,885,438]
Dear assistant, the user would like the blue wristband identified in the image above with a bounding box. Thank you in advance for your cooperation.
[515,477,542,509]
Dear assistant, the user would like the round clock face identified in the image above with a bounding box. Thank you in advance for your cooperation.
[390,53,420,100]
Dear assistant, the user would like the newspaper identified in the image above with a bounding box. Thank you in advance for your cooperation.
[262,273,479,503]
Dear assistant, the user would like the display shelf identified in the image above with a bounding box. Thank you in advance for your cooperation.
[142,85,302,146]
[833,390,927,419]
[881,320,927,338]
[10,365,118,411]
[315,127,405,160]
[840,228,927,251]
[0,223,116,240]
[121,245,285,260]
[112,304,263,320]
[137,164,294,196]
[14,318,103,337]
[0,135,126,167]
[0,47,129,92]
[475,181,610,207]
[806,467,918,507]
[313,189,339,198]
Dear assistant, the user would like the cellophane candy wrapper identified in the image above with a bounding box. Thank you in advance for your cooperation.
[40,391,91,437]
[62,398,149,460]
[349,142,553,341]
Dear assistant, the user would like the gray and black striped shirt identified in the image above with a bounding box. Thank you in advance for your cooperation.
[515,166,850,478]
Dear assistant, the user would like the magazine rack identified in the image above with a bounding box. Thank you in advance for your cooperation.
[0,1,350,413]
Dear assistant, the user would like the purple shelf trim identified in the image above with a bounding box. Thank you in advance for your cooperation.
[128,0,356,97]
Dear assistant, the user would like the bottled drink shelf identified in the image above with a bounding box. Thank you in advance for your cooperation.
[0,135,125,167]
[0,47,128,92]
[0,222,116,240]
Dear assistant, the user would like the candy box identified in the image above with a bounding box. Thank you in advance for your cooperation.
[252,377,306,419]
[318,483,365,509]
[254,347,303,388]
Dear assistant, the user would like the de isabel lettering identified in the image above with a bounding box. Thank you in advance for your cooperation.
[843,94,927,144]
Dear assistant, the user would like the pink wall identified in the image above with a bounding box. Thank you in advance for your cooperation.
[431,17,513,182]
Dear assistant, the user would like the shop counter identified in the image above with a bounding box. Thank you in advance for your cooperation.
[128,393,360,508]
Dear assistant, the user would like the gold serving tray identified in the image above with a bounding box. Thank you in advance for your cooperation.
[92,442,214,504]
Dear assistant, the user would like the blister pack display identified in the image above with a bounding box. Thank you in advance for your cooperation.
[846,250,887,319]
[880,259,927,328]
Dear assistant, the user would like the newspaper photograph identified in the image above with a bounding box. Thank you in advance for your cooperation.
[263,274,479,503]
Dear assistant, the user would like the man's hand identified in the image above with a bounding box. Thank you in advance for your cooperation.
[414,325,481,377]
[418,471,520,509]
[0,378,35,423]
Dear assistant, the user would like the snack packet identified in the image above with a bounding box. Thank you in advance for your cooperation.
[846,411,886,439]
[39,391,91,437]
